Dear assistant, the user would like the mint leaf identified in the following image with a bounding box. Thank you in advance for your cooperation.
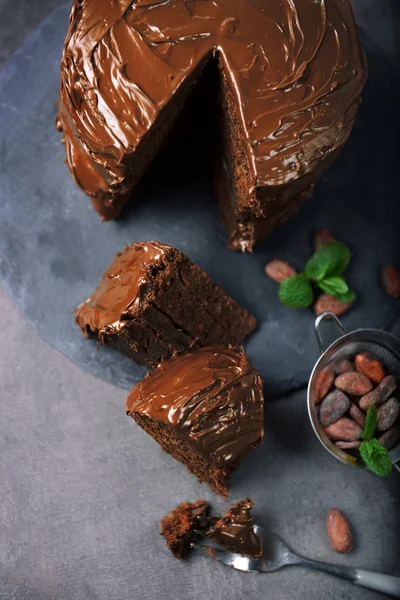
[318,276,349,296]
[305,242,351,282]
[278,274,314,309]
[362,405,377,440]
[360,439,392,477]
[336,289,356,304]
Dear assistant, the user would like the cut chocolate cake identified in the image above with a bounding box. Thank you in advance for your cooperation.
[58,0,366,252]
[207,498,262,558]
[126,347,264,498]
[75,242,256,368]
[160,500,211,560]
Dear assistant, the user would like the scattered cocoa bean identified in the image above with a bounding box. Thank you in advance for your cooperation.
[314,229,335,251]
[324,418,363,441]
[349,403,366,428]
[377,398,400,432]
[359,375,397,411]
[314,294,352,317]
[378,425,400,451]
[265,260,296,283]
[319,390,351,427]
[315,369,335,404]
[382,265,400,299]
[335,441,361,450]
[326,509,353,553]
[333,358,355,375]
[355,352,385,384]
[335,372,373,396]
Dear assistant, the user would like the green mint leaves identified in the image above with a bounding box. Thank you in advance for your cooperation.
[276,240,354,310]
[305,242,351,282]
[360,405,392,477]
[360,439,392,477]
[362,405,377,440]
[278,274,314,308]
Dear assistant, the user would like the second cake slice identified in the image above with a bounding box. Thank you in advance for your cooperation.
[126,346,264,497]
[76,241,256,368]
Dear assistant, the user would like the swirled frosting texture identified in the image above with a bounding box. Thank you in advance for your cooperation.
[59,0,366,216]
[75,241,166,333]
[126,347,264,465]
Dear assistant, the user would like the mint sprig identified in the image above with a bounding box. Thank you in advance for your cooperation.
[278,274,314,309]
[305,242,351,282]
[336,289,356,304]
[318,276,349,296]
[362,405,377,441]
[359,439,392,477]
[270,239,355,309]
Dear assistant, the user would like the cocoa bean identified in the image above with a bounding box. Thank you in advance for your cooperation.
[335,372,373,396]
[359,375,397,411]
[314,229,335,251]
[315,369,335,404]
[265,260,296,283]
[377,398,400,432]
[333,358,355,375]
[314,294,352,317]
[355,352,385,384]
[326,509,353,553]
[349,403,366,428]
[382,265,400,299]
[319,390,351,427]
[335,441,361,450]
[378,426,400,451]
[324,418,362,441]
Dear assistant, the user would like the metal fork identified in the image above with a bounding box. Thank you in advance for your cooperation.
[192,525,400,598]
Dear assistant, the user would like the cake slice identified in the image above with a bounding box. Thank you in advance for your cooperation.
[126,347,264,498]
[207,498,262,558]
[75,242,256,368]
[160,500,212,560]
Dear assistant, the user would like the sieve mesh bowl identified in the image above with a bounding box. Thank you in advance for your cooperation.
[308,313,400,470]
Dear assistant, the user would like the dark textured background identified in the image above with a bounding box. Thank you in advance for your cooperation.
[0,2,399,600]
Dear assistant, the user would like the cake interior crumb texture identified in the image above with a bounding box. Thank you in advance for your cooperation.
[75,241,256,368]
[160,500,209,560]
[160,498,262,560]
[58,0,367,252]
[126,347,264,498]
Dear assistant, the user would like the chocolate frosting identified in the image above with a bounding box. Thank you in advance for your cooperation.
[126,347,264,465]
[59,0,366,218]
[75,241,167,334]
[208,498,262,558]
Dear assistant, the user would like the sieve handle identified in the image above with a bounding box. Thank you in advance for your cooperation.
[315,312,346,354]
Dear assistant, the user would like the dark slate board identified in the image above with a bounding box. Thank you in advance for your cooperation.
[0,4,399,395]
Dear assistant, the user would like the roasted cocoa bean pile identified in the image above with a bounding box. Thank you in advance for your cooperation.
[315,353,400,456]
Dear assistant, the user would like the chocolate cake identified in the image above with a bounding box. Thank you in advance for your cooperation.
[160,500,210,560]
[208,498,262,558]
[75,241,256,368]
[59,0,366,252]
[126,347,264,497]
[160,498,262,560]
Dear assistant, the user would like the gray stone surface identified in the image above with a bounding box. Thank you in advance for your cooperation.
[0,2,399,600]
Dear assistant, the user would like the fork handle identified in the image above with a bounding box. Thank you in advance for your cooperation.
[296,557,400,598]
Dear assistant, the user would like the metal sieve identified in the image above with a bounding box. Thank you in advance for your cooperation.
[307,312,400,473]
